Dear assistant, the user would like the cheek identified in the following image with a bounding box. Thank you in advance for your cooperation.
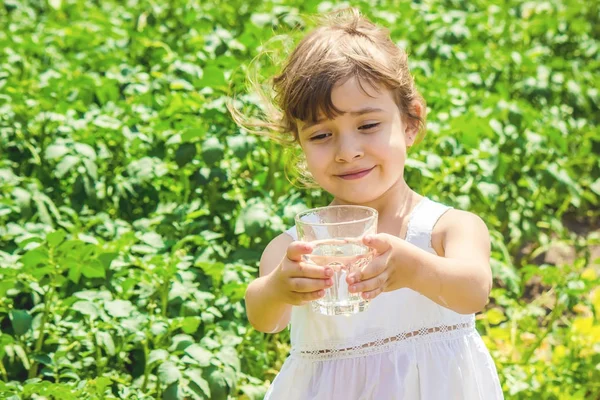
[372,138,404,160]
[304,150,327,174]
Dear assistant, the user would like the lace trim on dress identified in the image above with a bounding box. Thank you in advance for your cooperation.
[290,319,476,361]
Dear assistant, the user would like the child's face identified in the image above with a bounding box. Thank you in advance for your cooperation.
[298,77,416,204]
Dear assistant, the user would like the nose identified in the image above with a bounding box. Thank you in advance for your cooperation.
[334,135,364,163]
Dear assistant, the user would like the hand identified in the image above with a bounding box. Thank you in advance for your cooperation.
[346,233,419,300]
[269,241,334,306]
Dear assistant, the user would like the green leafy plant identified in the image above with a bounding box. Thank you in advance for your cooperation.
[0,0,598,398]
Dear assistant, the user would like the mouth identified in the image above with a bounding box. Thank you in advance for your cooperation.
[336,166,375,180]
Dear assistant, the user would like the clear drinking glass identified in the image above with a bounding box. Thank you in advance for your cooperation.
[295,205,378,316]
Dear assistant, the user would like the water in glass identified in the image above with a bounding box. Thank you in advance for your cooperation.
[304,238,373,316]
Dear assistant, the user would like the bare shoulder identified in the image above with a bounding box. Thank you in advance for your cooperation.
[431,209,490,257]
[259,232,294,277]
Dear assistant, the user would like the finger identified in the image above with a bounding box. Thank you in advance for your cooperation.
[360,287,384,300]
[294,289,326,305]
[292,262,334,279]
[286,241,314,262]
[363,233,392,256]
[290,277,333,293]
[347,258,385,283]
[348,273,387,294]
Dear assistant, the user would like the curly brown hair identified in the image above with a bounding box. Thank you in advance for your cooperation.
[229,8,426,186]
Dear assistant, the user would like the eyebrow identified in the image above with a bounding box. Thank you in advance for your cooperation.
[301,107,385,131]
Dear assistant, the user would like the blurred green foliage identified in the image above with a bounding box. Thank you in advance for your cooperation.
[0,0,598,398]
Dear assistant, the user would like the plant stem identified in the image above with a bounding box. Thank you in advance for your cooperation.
[521,291,562,364]
[181,169,190,205]
[141,339,150,392]
[161,278,169,318]
[0,359,8,381]
[91,319,103,376]
[28,285,55,379]
[265,141,276,194]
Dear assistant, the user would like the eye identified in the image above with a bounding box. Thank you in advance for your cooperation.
[359,123,380,131]
[309,132,331,141]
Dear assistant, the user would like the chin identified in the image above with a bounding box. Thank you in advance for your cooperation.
[319,175,388,204]
[332,188,383,205]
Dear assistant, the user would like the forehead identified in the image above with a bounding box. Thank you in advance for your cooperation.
[330,77,392,111]
[297,77,394,129]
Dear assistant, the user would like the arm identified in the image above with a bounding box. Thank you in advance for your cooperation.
[348,210,493,315]
[408,210,493,314]
[245,233,333,333]
[245,234,293,334]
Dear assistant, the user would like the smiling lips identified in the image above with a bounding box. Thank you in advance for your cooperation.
[336,166,375,180]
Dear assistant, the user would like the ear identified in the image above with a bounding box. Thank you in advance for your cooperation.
[404,101,423,147]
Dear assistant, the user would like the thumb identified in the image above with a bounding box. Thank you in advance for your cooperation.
[286,241,313,262]
[363,233,392,255]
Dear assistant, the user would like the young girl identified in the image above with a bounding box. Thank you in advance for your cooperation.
[235,8,503,399]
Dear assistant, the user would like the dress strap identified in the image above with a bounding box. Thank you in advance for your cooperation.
[405,198,453,250]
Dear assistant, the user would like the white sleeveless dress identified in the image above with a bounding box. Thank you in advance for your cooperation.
[265,197,504,399]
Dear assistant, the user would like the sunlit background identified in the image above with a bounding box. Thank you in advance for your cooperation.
[0,0,598,398]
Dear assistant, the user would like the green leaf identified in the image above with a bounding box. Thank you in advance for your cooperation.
[72,301,100,320]
[195,262,224,286]
[0,279,16,298]
[235,201,271,236]
[95,331,116,356]
[170,79,195,91]
[206,367,230,400]
[477,182,500,199]
[20,248,49,269]
[32,353,53,366]
[485,308,507,325]
[181,128,205,142]
[95,377,112,397]
[198,65,226,89]
[74,143,96,160]
[10,310,32,336]
[547,162,580,193]
[490,259,520,295]
[81,260,106,279]
[181,316,201,334]
[201,137,225,166]
[590,178,600,195]
[216,346,240,371]
[170,334,194,352]
[151,322,169,337]
[227,135,255,159]
[184,344,212,367]
[162,382,184,400]
[148,349,169,366]
[175,143,197,167]
[186,368,211,399]
[45,144,70,160]
[47,230,66,248]
[68,263,82,284]
[55,155,80,177]
[239,384,268,400]
[82,158,98,180]
[94,115,121,130]
[97,253,118,269]
[104,299,135,318]
[140,232,165,249]
[48,0,62,10]
[158,361,182,386]
[13,344,30,369]
[250,13,274,28]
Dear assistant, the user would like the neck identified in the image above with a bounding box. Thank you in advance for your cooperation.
[330,178,421,221]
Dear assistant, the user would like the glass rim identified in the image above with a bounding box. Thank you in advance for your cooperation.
[294,205,378,227]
